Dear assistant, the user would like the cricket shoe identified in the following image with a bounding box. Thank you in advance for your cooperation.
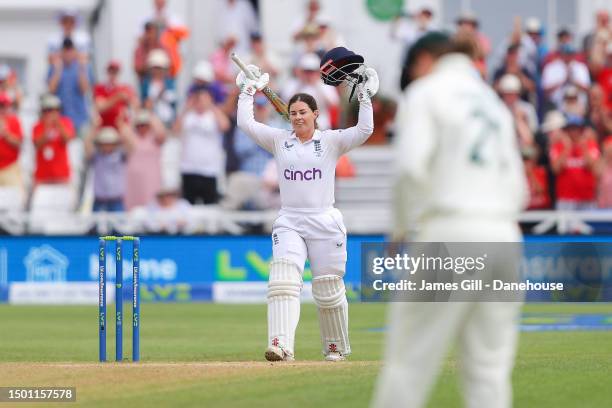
[265,346,295,362]
[324,352,346,362]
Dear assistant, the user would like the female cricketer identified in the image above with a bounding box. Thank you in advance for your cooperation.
[236,61,378,361]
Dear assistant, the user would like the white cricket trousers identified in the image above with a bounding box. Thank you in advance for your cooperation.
[372,216,523,408]
[271,207,347,277]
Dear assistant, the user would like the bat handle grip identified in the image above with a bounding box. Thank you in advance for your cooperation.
[230,53,257,80]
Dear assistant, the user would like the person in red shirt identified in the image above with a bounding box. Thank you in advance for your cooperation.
[32,94,75,184]
[94,60,137,129]
[0,92,23,188]
[523,146,551,209]
[550,115,600,210]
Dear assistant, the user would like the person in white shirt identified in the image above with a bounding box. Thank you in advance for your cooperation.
[236,62,378,362]
[217,0,259,55]
[372,32,528,408]
[542,45,591,109]
[174,85,230,204]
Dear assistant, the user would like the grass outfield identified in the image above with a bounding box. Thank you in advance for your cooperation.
[0,303,611,407]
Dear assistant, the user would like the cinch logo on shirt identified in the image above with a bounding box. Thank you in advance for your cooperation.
[284,167,322,181]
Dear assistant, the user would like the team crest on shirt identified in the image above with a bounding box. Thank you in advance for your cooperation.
[313,140,322,157]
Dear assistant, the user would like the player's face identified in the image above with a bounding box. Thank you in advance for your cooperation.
[410,53,435,81]
[289,101,318,134]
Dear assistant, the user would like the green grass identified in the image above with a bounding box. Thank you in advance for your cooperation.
[0,303,611,407]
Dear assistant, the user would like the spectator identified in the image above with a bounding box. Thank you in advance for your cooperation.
[542,44,590,109]
[543,28,587,67]
[0,92,23,190]
[390,7,436,49]
[141,49,176,128]
[550,116,600,210]
[291,0,322,39]
[317,14,346,51]
[336,155,356,178]
[455,11,491,75]
[586,84,612,140]
[84,125,134,212]
[174,86,230,204]
[190,60,226,104]
[245,33,281,81]
[221,94,274,210]
[94,60,138,129]
[32,94,75,185]
[293,23,325,66]
[560,85,586,118]
[594,42,612,111]
[210,34,239,88]
[283,53,340,130]
[144,185,193,234]
[47,9,91,58]
[143,0,189,79]
[217,0,259,55]
[583,10,611,71]
[133,21,173,87]
[124,110,166,210]
[538,110,567,207]
[0,64,22,112]
[523,145,551,209]
[522,17,548,76]
[47,38,93,136]
[598,137,612,208]
[493,44,537,103]
[498,74,537,143]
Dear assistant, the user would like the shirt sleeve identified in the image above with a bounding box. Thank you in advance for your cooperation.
[326,98,374,155]
[236,93,282,154]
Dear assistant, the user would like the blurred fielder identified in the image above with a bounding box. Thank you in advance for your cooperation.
[372,33,528,408]
[235,47,378,361]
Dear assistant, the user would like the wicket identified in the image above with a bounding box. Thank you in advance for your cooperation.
[99,236,140,362]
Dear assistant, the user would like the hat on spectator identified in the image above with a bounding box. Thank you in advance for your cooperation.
[147,49,170,69]
[58,8,79,22]
[564,115,585,128]
[157,179,181,196]
[192,60,214,82]
[525,17,542,33]
[40,93,61,110]
[298,23,321,39]
[299,53,321,71]
[134,110,152,126]
[456,11,479,26]
[563,85,579,98]
[0,92,10,106]
[541,110,566,133]
[0,64,10,81]
[107,60,121,70]
[95,126,120,144]
[317,14,333,27]
[499,74,521,94]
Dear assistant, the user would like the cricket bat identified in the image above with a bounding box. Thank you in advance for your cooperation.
[231,53,290,122]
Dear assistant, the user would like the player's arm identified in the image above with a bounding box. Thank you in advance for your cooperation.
[330,68,378,155]
[392,84,437,240]
[236,68,283,154]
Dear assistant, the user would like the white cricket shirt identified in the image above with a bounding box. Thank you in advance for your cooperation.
[237,93,373,210]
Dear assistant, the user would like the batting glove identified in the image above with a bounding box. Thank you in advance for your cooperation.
[236,64,270,96]
[357,67,379,102]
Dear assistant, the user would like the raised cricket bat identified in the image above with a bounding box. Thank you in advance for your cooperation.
[231,53,290,122]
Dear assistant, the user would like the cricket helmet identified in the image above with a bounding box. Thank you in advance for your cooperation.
[319,46,365,87]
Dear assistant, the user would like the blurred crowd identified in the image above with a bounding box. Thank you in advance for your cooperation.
[2,0,612,233]
[393,7,612,211]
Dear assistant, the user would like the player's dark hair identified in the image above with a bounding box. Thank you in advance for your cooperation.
[288,93,319,128]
